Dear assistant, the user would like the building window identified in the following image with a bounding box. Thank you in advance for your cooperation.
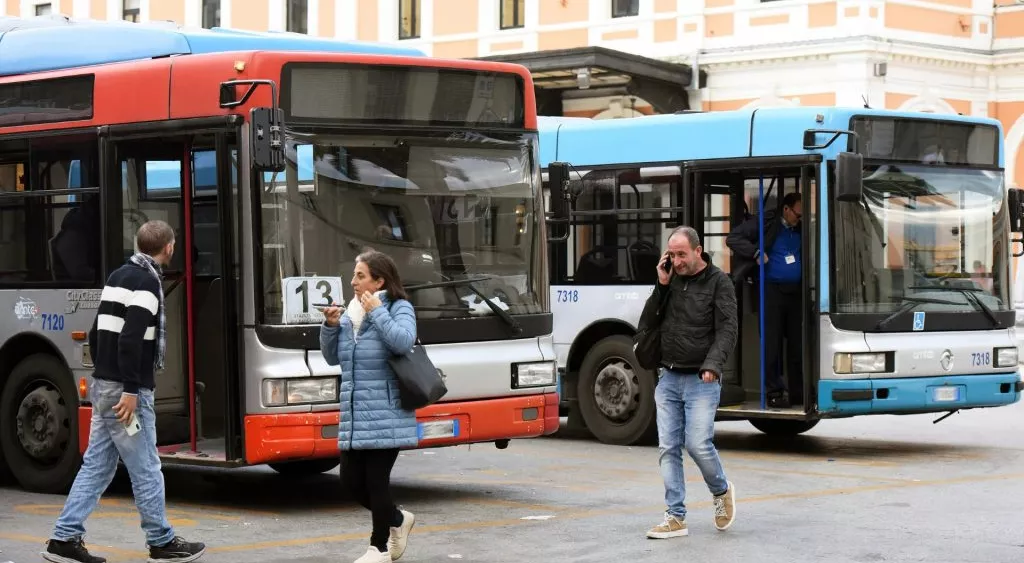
[612,0,639,18]
[286,0,308,33]
[500,0,525,29]
[399,0,420,39]
[34,3,51,16]
[122,0,140,22]
[202,0,221,28]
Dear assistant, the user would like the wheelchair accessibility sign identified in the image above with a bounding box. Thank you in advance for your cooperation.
[912,311,925,331]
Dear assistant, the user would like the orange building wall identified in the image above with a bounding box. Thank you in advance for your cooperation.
[150,0,185,24]
[234,0,269,32]
[358,0,378,41]
[540,0,588,25]
[319,0,336,37]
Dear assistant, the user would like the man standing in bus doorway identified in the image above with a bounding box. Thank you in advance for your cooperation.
[640,226,738,539]
[726,192,803,408]
[43,221,207,563]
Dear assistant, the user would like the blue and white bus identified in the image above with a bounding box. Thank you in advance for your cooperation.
[540,107,1024,444]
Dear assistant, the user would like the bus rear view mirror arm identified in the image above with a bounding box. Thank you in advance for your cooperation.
[218,79,286,173]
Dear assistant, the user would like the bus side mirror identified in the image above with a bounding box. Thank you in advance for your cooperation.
[250,107,286,173]
[548,162,571,221]
[1009,188,1024,233]
[835,151,864,203]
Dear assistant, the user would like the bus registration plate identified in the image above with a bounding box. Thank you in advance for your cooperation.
[419,420,459,440]
[932,386,960,402]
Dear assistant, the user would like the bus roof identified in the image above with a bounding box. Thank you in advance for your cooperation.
[0,15,425,77]
[538,107,1004,168]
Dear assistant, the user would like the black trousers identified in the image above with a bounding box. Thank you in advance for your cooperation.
[763,282,803,402]
[340,448,403,551]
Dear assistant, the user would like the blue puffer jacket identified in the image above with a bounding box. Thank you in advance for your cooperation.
[320,293,419,451]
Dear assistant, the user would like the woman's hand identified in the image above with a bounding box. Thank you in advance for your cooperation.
[360,291,382,313]
[322,304,344,326]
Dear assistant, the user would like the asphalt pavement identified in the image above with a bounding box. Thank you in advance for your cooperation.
[2,400,1023,563]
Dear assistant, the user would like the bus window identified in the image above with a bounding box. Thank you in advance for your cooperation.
[120,156,184,271]
[117,145,223,276]
[0,139,100,285]
[568,167,680,285]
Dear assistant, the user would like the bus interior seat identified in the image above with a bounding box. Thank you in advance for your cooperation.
[627,240,660,284]
[573,246,617,284]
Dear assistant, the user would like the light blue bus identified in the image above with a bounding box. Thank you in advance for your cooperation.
[540,107,1024,444]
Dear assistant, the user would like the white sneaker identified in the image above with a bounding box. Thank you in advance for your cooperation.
[353,546,391,563]
[388,509,415,560]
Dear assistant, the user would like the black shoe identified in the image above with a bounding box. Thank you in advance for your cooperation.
[767,392,791,409]
[147,536,206,563]
[41,538,107,563]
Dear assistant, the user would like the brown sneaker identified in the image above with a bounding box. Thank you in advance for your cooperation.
[646,513,688,539]
[713,481,736,530]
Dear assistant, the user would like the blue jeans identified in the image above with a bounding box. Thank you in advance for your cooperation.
[655,369,729,519]
[52,378,175,547]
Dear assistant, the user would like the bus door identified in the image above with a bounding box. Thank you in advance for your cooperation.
[687,157,819,418]
[104,126,242,463]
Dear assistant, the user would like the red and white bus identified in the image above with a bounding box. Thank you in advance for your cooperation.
[0,18,559,493]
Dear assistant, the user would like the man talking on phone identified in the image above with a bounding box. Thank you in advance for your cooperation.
[44,221,206,563]
[639,226,738,540]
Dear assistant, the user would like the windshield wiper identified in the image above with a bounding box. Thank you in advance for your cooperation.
[405,276,523,336]
[875,296,962,330]
[907,286,1000,328]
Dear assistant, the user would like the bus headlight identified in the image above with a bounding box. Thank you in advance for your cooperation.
[262,378,338,407]
[995,347,1018,368]
[512,361,556,388]
[833,352,889,374]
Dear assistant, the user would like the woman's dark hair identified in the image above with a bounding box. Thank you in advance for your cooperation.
[356,249,409,301]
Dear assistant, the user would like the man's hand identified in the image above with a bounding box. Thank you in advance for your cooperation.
[756,252,768,265]
[700,370,718,383]
[112,393,138,425]
[657,252,672,285]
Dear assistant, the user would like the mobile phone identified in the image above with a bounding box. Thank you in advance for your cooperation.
[124,411,141,437]
[661,258,672,273]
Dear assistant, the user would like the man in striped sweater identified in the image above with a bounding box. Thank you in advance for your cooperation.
[44,221,206,563]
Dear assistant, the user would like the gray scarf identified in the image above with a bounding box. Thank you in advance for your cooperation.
[129,253,165,370]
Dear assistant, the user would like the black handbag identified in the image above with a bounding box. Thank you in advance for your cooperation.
[386,304,447,410]
[632,285,671,371]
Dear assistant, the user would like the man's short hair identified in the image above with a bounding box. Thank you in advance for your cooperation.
[668,225,701,250]
[783,192,801,209]
[136,220,175,256]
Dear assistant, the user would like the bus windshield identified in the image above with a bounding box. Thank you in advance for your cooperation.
[258,132,544,325]
[833,163,1010,318]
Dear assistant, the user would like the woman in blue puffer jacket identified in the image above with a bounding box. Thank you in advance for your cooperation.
[320,250,419,563]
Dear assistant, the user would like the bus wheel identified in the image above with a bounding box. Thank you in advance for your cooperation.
[749,418,820,436]
[577,335,657,446]
[269,459,340,476]
[0,354,80,494]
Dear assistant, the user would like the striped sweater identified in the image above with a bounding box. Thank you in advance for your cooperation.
[87,260,163,395]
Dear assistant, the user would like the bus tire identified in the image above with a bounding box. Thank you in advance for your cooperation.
[749,418,819,436]
[577,335,658,446]
[0,354,81,494]
[268,458,340,476]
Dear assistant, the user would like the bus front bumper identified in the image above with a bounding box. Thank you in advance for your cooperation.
[77,392,559,463]
[818,373,1021,416]
[243,392,559,465]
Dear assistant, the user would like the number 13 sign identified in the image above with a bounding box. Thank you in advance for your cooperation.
[282,276,343,325]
